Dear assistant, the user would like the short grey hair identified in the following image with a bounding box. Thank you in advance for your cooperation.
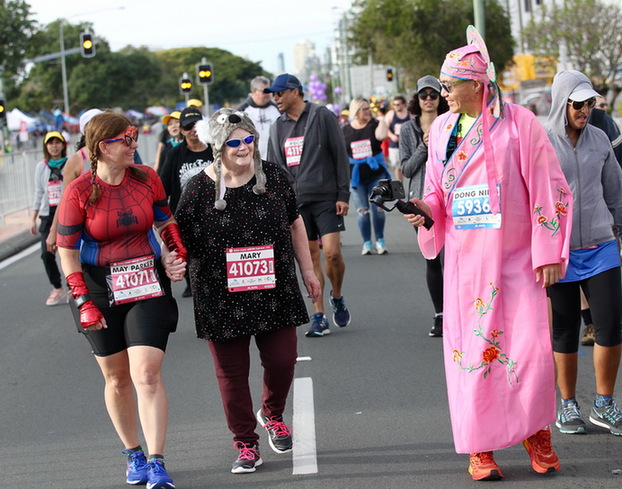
[251,76,270,91]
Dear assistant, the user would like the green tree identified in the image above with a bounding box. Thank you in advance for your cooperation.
[349,0,514,91]
[154,47,268,108]
[522,0,622,97]
[0,0,38,101]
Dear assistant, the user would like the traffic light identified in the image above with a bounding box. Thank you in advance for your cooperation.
[197,63,213,84]
[386,69,393,82]
[179,75,193,94]
[0,99,6,121]
[80,32,95,58]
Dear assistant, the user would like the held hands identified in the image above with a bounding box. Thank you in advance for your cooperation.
[535,263,562,288]
[162,250,187,282]
[403,198,432,227]
[302,270,321,303]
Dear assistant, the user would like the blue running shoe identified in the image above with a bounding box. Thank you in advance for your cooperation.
[305,312,330,337]
[330,292,351,327]
[146,459,175,489]
[122,448,148,485]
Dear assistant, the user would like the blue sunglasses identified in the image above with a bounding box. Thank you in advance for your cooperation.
[225,134,255,148]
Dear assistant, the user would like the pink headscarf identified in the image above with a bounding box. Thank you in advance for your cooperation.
[440,26,503,214]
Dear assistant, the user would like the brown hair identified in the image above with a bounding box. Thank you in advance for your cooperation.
[85,111,146,204]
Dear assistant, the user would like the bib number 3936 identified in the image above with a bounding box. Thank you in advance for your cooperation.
[108,255,163,306]
[226,244,276,292]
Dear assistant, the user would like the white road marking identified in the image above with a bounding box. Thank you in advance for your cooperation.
[296,356,312,362]
[292,376,318,474]
[0,243,38,271]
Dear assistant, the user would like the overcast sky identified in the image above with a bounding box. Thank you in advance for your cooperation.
[25,0,353,75]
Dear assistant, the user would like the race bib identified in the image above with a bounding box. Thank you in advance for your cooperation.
[226,244,276,292]
[351,139,373,160]
[394,123,403,136]
[285,136,304,166]
[48,180,62,207]
[107,255,163,306]
[452,184,502,230]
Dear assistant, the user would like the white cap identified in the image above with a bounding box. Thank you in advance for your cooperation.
[569,82,600,102]
[79,108,103,135]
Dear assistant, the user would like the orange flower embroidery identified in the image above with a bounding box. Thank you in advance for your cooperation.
[453,350,463,362]
[458,151,468,162]
[482,346,501,364]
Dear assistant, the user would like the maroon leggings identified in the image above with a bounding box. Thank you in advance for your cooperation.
[208,326,298,445]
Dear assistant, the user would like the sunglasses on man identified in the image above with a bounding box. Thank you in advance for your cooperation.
[225,134,255,148]
[567,98,596,111]
[182,122,197,132]
[103,126,139,146]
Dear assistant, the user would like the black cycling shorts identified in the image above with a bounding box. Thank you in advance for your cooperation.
[71,260,179,357]
[299,200,345,240]
[549,266,622,353]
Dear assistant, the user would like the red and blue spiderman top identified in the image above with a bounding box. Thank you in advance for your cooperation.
[57,165,173,267]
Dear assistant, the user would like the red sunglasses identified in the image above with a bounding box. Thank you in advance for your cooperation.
[104,126,139,146]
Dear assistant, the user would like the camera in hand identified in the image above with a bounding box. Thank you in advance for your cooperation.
[369,179,434,230]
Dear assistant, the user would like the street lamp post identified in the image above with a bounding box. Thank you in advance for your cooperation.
[59,20,70,116]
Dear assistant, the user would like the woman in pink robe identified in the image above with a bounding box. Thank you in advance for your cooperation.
[406,26,573,481]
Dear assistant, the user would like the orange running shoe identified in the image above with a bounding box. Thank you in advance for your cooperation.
[522,428,561,473]
[468,451,504,481]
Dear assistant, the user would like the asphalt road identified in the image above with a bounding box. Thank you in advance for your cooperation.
[1,210,621,488]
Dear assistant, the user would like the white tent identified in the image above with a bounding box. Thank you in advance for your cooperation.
[7,108,38,131]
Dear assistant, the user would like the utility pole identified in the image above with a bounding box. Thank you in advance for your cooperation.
[473,0,486,39]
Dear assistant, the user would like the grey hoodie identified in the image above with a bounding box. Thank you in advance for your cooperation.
[545,70,622,251]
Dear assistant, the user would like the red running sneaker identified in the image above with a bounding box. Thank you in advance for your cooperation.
[522,428,561,473]
[468,451,504,481]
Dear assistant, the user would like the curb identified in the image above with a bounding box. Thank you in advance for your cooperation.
[0,230,38,262]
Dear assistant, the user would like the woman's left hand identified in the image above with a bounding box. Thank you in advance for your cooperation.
[302,270,321,303]
[162,250,187,282]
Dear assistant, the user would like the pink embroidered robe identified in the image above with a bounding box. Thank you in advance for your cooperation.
[418,103,572,453]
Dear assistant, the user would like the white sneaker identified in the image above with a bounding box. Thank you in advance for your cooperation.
[375,239,387,255]
[361,241,373,255]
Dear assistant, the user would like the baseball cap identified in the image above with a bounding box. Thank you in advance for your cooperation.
[187,98,203,108]
[416,75,441,93]
[44,131,66,144]
[569,81,600,102]
[162,111,181,126]
[180,107,202,126]
[79,108,103,135]
[263,73,302,93]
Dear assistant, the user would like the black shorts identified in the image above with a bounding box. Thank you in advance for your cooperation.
[71,260,179,357]
[299,201,345,240]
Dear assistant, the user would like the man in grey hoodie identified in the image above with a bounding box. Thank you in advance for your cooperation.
[266,73,351,338]
[545,70,622,437]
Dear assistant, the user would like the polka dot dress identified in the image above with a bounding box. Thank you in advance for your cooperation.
[176,161,309,341]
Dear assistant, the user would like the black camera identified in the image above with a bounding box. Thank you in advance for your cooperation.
[369,179,406,201]
[369,179,434,230]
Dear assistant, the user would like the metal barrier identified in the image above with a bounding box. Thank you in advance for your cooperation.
[0,150,41,226]
[0,132,160,226]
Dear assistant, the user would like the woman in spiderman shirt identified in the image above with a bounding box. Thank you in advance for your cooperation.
[56,111,185,489]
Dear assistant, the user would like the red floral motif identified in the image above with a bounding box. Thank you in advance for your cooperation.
[482,346,500,364]
[452,350,463,362]
[458,151,468,162]
[537,216,547,224]
[555,201,567,215]
[491,329,499,337]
